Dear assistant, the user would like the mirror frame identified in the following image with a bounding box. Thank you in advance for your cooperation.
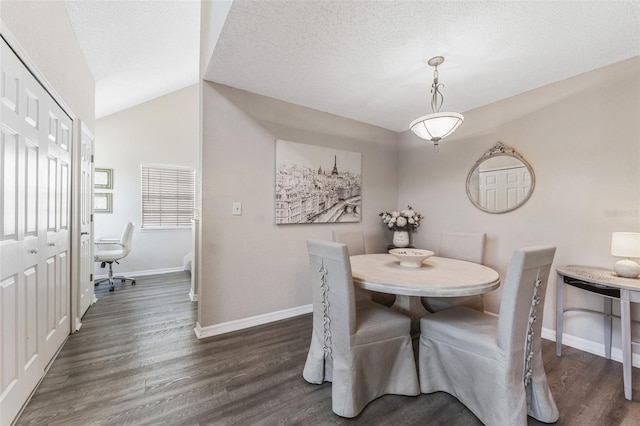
[466,142,535,214]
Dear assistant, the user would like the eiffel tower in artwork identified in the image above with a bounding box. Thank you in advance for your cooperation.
[331,155,339,176]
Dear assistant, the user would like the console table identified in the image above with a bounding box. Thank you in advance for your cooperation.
[556,265,640,400]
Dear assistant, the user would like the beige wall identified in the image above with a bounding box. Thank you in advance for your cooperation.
[1,0,95,129]
[200,82,399,328]
[94,85,199,275]
[399,57,640,353]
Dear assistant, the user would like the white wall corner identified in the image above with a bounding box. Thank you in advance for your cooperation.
[184,252,193,272]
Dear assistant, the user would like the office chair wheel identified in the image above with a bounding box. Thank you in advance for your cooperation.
[132,280,136,285]
[109,286,115,292]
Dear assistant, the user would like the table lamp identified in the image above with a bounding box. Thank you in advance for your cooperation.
[611,232,640,278]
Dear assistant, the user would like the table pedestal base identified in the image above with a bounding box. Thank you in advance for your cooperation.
[392,295,430,335]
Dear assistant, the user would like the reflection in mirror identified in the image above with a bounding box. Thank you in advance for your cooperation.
[466,142,535,214]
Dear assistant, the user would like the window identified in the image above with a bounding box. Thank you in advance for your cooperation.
[141,165,195,229]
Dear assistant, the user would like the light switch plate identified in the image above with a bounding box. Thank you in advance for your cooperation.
[232,202,242,215]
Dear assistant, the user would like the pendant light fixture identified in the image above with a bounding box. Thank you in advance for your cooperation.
[409,56,464,152]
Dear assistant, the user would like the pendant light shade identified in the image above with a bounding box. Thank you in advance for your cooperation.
[409,56,463,152]
[409,112,464,142]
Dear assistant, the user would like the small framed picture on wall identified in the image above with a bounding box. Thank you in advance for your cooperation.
[94,192,113,213]
[95,168,113,189]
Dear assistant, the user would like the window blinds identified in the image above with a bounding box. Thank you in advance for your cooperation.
[141,165,195,228]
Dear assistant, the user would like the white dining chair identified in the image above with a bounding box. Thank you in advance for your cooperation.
[418,245,559,425]
[422,231,486,312]
[331,229,365,255]
[331,229,395,307]
[303,240,419,418]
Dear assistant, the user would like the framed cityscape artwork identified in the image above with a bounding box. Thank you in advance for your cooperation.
[275,140,361,224]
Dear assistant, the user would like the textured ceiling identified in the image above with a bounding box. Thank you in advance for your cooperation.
[64,0,200,118]
[206,0,640,132]
[64,1,640,126]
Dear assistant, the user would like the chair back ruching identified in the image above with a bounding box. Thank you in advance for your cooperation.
[307,240,356,364]
[120,222,135,256]
[496,246,556,382]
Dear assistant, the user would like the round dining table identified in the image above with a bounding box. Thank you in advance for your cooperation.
[350,253,501,333]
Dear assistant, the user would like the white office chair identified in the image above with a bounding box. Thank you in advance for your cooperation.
[418,246,559,425]
[422,232,486,312]
[303,240,419,417]
[94,222,136,292]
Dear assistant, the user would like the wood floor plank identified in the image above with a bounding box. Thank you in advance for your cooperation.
[15,272,640,425]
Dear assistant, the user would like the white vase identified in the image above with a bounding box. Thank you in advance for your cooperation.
[393,231,410,248]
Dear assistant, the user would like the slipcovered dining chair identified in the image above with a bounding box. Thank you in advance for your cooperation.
[422,232,486,313]
[303,240,419,418]
[418,245,559,425]
[94,222,136,292]
[331,229,395,307]
[331,229,366,256]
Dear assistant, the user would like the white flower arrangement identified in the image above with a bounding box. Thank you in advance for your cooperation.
[379,205,423,232]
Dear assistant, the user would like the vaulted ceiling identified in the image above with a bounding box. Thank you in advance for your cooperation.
[66,1,640,130]
[64,0,200,118]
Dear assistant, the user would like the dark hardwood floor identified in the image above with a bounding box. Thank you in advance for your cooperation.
[15,272,640,425]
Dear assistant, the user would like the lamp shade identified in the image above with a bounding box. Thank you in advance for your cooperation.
[611,232,640,258]
[409,112,464,142]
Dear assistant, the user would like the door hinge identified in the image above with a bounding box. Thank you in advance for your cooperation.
[91,154,94,163]
[90,213,94,222]
[90,273,93,282]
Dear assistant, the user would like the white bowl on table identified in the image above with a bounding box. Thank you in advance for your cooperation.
[388,248,434,268]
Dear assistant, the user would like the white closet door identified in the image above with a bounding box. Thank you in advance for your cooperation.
[43,99,71,361]
[78,123,94,318]
[1,37,46,425]
[0,37,71,425]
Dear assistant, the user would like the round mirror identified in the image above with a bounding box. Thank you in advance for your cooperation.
[466,142,535,214]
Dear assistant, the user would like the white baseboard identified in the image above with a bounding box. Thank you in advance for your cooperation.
[542,327,640,368]
[94,266,186,280]
[194,304,313,339]
[192,311,640,368]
